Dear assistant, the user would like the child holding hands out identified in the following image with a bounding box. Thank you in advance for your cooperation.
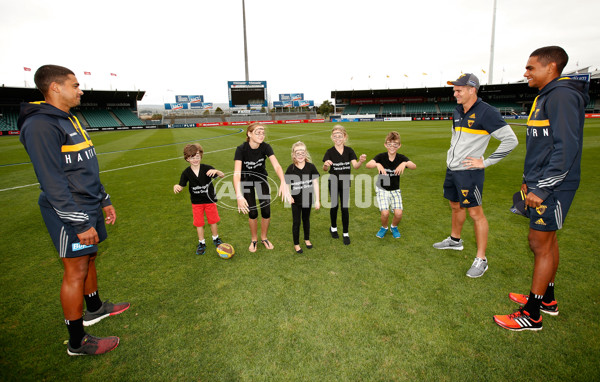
[174,143,225,255]
[366,131,416,239]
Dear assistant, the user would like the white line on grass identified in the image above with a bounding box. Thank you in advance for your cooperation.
[0,128,245,168]
[0,128,330,192]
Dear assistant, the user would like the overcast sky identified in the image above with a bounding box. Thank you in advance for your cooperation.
[1,0,598,106]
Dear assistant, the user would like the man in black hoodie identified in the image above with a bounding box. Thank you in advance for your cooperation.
[494,47,590,331]
[19,65,129,355]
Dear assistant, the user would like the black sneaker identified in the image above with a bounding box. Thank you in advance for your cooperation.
[343,236,350,245]
[330,228,339,239]
[67,334,119,356]
[509,293,559,316]
[83,300,130,327]
[196,242,206,255]
[213,237,223,246]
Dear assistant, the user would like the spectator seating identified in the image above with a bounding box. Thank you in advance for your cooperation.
[359,105,381,114]
[381,104,404,115]
[437,103,456,113]
[404,103,438,114]
[0,110,19,131]
[112,108,145,126]
[341,105,360,114]
[80,109,121,128]
[586,98,595,111]
[488,102,522,114]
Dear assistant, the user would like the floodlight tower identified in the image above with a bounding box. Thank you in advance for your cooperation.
[488,0,497,84]
[242,0,249,81]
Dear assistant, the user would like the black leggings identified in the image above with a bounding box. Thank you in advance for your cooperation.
[242,180,271,220]
[328,177,350,233]
[292,203,311,245]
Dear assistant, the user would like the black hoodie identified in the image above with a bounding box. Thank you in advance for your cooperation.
[18,102,111,234]
[524,75,590,200]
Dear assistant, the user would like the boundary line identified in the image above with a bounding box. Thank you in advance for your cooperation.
[0,128,330,192]
[0,127,244,168]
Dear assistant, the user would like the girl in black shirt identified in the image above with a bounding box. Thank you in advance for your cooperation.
[322,125,366,245]
[285,141,320,253]
[234,123,291,252]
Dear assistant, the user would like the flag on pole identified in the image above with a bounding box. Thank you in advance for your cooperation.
[84,71,91,75]
[24,67,31,71]
[110,73,117,77]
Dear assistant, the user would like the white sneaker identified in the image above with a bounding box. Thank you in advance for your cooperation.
[466,257,488,278]
[433,236,464,250]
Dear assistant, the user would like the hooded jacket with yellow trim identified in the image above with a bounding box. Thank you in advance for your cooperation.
[524,76,590,200]
[18,102,111,234]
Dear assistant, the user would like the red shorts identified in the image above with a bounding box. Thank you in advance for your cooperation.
[192,203,220,227]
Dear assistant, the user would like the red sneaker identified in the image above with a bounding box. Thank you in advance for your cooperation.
[67,334,119,356]
[494,308,543,331]
[508,293,559,316]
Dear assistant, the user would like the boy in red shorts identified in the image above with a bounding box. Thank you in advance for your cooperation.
[174,143,225,255]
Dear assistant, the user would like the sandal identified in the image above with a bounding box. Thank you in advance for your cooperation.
[249,241,258,253]
[261,238,274,250]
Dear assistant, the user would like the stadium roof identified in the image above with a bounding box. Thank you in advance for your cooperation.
[0,86,145,107]
[331,82,540,101]
[332,75,600,103]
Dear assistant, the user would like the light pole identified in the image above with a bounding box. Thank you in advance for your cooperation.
[488,0,497,84]
[242,0,249,81]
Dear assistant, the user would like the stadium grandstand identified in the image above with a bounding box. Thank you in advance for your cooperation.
[331,68,600,120]
[0,85,319,134]
[0,86,146,133]
[2,67,598,134]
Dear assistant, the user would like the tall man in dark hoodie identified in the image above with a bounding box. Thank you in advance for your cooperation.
[19,65,129,355]
[494,46,590,331]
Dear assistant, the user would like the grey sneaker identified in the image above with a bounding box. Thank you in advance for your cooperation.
[83,300,130,326]
[433,236,464,250]
[466,257,488,278]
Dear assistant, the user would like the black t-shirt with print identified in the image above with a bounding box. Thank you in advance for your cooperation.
[178,164,218,204]
[234,142,275,181]
[373,152,410,191]
[322,146,357,176]
[285,162,320,207]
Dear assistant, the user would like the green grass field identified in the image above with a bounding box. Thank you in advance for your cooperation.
[1,120,599,381]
